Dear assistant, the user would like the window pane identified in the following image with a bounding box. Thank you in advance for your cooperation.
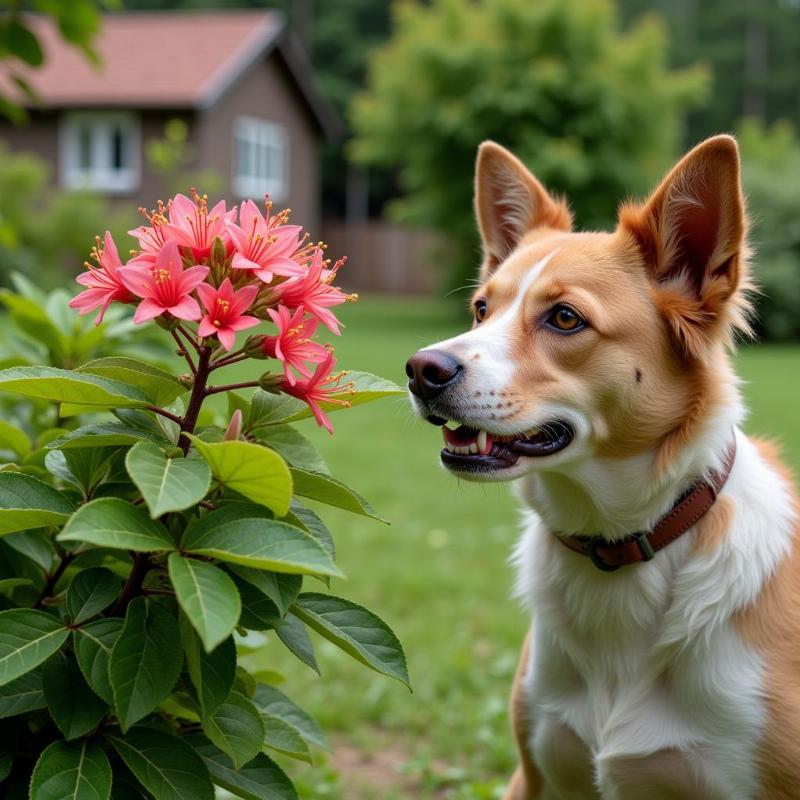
[78,125,92,170]
[111,125,125,171]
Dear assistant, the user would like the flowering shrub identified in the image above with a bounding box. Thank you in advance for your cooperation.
[0,192,406,799]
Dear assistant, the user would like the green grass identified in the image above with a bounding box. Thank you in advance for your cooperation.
[227,297,800,799]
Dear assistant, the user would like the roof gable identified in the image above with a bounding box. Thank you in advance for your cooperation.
[2,11,340,138]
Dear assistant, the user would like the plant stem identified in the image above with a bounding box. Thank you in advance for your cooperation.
[175,324,201,352]
[111,553,152,616]
[205,380,260,396]
[146,405,183,425]
[34,552,76,610]
[178,345,212,454]
[211,352,248,370]
[170,329,196,373]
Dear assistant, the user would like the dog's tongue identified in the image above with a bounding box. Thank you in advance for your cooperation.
[442,425,493,455]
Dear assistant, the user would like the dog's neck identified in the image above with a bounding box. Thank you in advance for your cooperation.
[516,388,744,542]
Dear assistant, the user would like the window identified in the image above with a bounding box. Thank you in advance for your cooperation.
[59,112,140,193]
[232,117,288,201]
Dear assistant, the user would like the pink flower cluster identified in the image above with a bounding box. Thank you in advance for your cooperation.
[70,192,355,432]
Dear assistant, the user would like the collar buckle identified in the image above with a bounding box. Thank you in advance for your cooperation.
[585,537,621,572]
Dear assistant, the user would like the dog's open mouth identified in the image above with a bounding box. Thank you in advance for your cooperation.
[438,420,574,471]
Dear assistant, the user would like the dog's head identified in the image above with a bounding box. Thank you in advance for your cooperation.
[407,136,751,481]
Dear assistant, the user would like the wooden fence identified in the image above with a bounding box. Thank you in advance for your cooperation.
[321,219,443,295]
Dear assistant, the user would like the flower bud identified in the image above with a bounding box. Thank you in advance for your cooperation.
[257,372,284,394]
[178,373,194,389]
[155,315,181,331]
[224,409,243,441]
[243,335,269,359]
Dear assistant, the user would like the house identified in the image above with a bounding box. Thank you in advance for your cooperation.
[0,11,340,234]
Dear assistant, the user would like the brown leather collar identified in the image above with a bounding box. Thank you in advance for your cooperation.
[558,439,737,571]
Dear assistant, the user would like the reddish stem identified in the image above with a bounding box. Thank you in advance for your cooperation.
[204,380,260,396]
[146,405,183,425]
[170,329,196,373]
[178,346,212,454]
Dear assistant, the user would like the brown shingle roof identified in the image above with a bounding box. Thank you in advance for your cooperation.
[10,11,283,108]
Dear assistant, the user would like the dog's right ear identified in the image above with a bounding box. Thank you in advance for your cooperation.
[475,142,572,280]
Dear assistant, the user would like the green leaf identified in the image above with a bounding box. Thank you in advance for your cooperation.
[259,711,311,763]
[168,554,240,652]
[246,391,306,430]
[46,447,122,496]
[289,468,385,522]
[0,667,46,718]
[0,608,68,687]
[30,740,112,800]
[0,472,75,535]
[58,498,174,552]
[0,289,66,358]
[187,437,292,517]
[226,566,300,617]
[183,510,341,578]
[251,372,404,428]
[66,567,122,624]
[0,366,150,411]
[271,613,319,674]
[203,690,265,769]
[73,618,124,705]
[180,618,236,716]
[286,501,334,560]
[253,425,328,474]
[47,423,170,450]
[0,419,30,459]
[292,593,410,687]
[78,357,185,406]
[253,684,328,751]
[0,18,44,66]
[42,651,107,739]
[188,735,297,800]
[107,728,214,800]
[234,579,281,632]
[3,530,56,572]
[109,598,183,731]
[126,442,211,518]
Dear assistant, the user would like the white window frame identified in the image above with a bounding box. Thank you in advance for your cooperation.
[232,116,289,202]
[59,111,141,194]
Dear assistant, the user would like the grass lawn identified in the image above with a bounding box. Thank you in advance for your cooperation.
[225,296,800,800]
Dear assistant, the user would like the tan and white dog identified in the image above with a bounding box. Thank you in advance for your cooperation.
[406,136,800,799]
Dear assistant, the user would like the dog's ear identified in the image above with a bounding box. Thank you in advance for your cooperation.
[475,142,572,280]
[618,135,751,358]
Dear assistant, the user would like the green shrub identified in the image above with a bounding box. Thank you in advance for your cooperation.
[351,0,707,290]
[0,192,408,799]
[738,117,800,341]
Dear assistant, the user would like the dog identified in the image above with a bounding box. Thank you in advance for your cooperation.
[406,136,799,799]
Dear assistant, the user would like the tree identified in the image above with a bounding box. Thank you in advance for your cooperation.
[351,0,708,288]
[0,0,110,122]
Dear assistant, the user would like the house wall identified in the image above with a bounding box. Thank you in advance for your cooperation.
[0,109,194,211]
[194,52,322,237]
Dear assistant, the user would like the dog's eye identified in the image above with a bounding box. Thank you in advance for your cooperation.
[546,305,585,333]
[474,299,487,324]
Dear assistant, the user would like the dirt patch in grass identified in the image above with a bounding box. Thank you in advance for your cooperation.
[331,732,450,799]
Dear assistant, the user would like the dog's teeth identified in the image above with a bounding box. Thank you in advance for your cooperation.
[468,443,478,454]
[477,430,487,452]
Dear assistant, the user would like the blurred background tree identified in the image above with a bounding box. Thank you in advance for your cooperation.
[351,0,708,288]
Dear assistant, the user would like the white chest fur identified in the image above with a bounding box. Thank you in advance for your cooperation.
[512,431,796,799]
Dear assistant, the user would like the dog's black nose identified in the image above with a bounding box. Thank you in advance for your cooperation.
[405,349,463,400]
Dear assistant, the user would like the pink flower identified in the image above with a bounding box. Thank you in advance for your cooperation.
[127,202,170,267]
[118,240,209,324]
[164,191,235,262]
[272,248,351,334]
[228,199,305,283]
[196,278,259,350]
[282,351,352,434]
[263,304,329,385]
[69,231,135,325]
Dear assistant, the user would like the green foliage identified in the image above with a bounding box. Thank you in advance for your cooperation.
[0,1,109,123]
[738,117,800,341]
[145,118,222,198]
[0,282,407,798]
[0,143,134,288]
[352,0,708,288]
